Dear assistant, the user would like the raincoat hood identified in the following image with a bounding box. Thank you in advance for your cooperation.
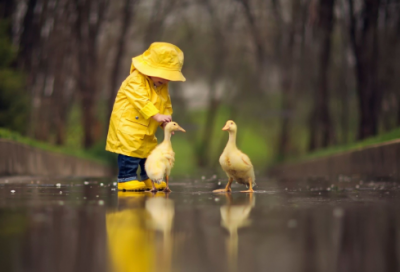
[131,42,186,82]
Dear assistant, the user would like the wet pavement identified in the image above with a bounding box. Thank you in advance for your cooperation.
[1,176,400,272]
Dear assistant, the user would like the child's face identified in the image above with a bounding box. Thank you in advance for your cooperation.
[150,76,169,87]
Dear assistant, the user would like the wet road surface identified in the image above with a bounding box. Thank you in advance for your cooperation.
[1,176,400,272]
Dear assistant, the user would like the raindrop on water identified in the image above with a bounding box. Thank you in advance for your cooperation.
[10,190,15,193]
[56,183,61,188]
[333,208,344,217]
[99,200,104,206]
[215,198,220,202]
[84,181,89,185]
[288,219,297,228]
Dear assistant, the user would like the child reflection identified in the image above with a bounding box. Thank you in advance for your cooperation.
[106,192,175,272]
[220,193,255,272]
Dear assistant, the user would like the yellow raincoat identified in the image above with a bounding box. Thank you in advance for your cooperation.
[106,42,185,158]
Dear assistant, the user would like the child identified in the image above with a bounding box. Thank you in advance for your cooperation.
[106,42,185,191]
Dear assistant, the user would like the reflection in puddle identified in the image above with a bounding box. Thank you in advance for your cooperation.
[106,192,174,272]
[2,178,400,272]
[220,194,255,272]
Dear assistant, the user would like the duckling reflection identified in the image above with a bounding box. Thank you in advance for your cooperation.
[145,197,175,272]
[220,193,255,272]
[106,192,174,272]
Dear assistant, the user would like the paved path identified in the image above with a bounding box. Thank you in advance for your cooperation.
[1,176,399,272]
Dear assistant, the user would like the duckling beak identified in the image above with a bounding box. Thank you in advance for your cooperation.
[222,124,230,131]
[178,126,186,132]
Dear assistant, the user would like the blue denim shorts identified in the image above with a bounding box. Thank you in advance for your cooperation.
[117,154,149,182]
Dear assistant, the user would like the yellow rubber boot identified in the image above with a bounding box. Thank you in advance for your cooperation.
[142,179,167,191]
[118,180,146,191]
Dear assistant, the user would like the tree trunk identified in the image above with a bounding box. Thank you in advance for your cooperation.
[18,0,39,71]
[347,0,381,140]
[237,0,264,67]
[73,0,109,148]
[107,0,135,134]
[317,0,335,148]
[0,0,15,36]
[274,0,297,160]
[197,81,220,168]
[308,0,336,151]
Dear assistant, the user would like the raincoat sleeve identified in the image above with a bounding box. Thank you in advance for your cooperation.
[124,75,159,119]
[165,93,173,116]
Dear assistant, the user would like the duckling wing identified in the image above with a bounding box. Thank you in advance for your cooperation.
[240,154,252,169]
[145,148,169,182]
[232,151,256,186]
[229,150,253,172]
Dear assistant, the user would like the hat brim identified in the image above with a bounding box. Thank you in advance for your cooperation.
[132,56,186,82]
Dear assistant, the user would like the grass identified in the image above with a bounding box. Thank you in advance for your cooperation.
[287,127,400,163]
[0,128,110,165]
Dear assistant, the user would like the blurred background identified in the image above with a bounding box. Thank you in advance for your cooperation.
[0,0,399,176]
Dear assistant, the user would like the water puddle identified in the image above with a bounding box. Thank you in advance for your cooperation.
[0,177,400,272]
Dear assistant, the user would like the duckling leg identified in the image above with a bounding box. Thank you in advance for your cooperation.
[163,175,172,192]
[150,180,158,193]
[241,178,254,193]
[213,178,233,193]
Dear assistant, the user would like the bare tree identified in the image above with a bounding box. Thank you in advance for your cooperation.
[347,0,381,139]
[308,0,336,150]
[106,0,137,129]
[72,0,109,148]
[273,0,301,159]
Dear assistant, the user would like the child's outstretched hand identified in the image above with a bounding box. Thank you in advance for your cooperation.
[152,114,172,123]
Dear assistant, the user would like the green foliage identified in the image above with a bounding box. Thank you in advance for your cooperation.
[168,105,275,175]
[169,133,197,176]
[65,104,84,149]
[86,139,117,165]
[0,21,28,134]
[288,127,400,163]
[0,128,111,165]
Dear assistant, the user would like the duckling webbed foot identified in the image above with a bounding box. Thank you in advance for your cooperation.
[240,188,254,193]
[163,187,172,193]
[241,178,254,193]
[213,178,233,193]
[149,180,158,193]
[213,188,231,193]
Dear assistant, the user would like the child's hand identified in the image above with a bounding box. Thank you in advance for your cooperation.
[152,114,172,123]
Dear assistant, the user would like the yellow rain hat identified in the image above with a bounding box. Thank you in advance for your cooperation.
[132,42,186,82]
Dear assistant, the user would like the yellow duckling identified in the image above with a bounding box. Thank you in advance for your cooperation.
[214,120,256,193]
[145,121,186,192]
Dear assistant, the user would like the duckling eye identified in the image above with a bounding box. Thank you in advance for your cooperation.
[231,122,233,124]
[174,124,176,126]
